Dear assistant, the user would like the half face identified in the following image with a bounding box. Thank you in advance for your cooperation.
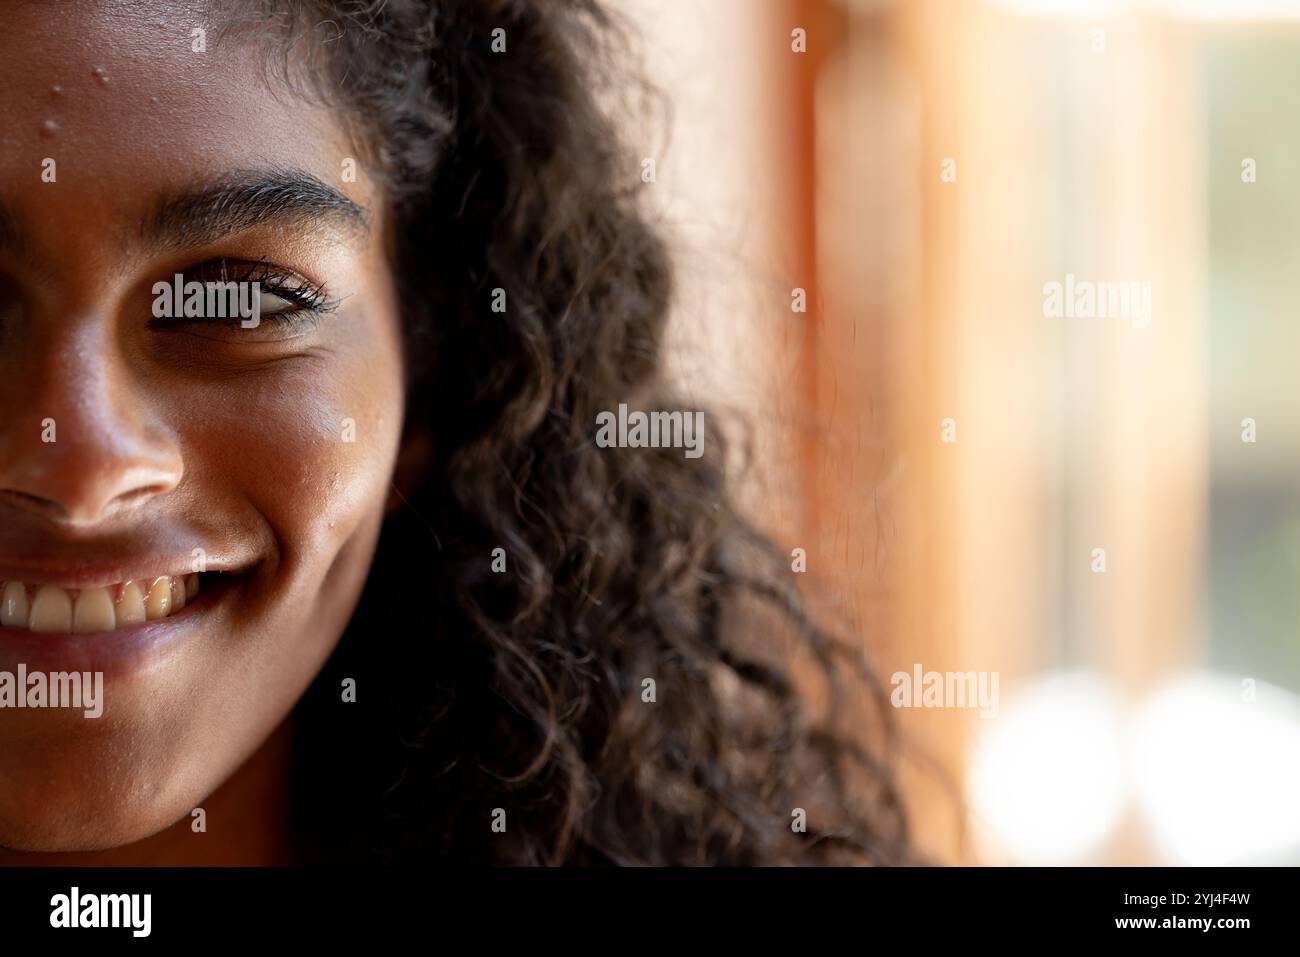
[0,0,405,852]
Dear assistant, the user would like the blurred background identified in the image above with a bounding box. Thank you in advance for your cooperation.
[623,0,1300,865]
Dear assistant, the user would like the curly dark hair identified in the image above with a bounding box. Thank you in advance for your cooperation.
[231,0,911,865]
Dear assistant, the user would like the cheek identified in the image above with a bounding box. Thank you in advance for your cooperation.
[182,326,405,590]
[243,368,396,559]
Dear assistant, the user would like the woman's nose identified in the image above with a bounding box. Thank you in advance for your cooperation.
[0,317,183,527]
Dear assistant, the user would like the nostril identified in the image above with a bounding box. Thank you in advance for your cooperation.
[0,487,65,518]
[0,406,184,524]
[0,478,177,526]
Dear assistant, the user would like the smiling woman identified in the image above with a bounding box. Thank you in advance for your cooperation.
[0,0,907,867]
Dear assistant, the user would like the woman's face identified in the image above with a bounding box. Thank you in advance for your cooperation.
[0,1,405,852]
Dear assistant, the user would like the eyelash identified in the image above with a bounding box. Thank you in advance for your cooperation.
[238,261,338,319]
[154,258,340,328]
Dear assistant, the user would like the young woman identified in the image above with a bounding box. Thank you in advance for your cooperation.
[0,0,908,865]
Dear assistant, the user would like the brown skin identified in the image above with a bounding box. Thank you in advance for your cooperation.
[0,1,405,862]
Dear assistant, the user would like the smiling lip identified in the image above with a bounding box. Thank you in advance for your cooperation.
[0,548,255,680]
[0,573,240,679]
[0,512,264,678]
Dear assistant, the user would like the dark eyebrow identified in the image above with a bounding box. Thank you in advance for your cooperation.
[142,169,369,250]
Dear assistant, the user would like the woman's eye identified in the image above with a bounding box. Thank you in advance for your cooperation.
[147,259,338,338]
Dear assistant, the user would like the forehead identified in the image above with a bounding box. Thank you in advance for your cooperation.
[0,0,362,249]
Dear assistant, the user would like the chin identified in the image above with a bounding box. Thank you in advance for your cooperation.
[0,706,238,857]
[0,762,193,855]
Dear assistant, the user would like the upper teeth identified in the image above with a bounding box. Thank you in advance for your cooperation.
[0,575,200,634]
